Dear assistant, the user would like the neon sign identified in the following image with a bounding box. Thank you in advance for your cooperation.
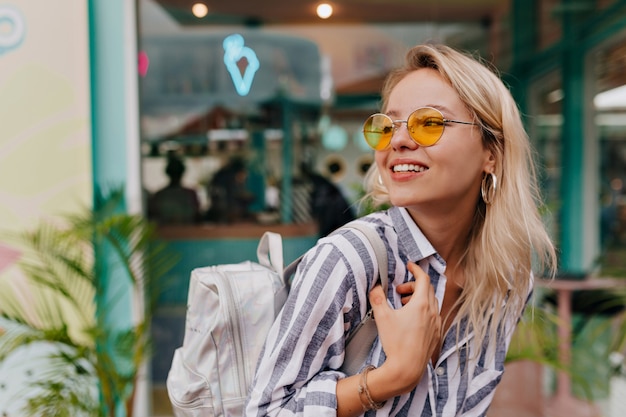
[223,34,259,96]
[0,6,26,56]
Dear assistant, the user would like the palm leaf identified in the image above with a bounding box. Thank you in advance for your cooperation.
[18,345,99,417]
[506,300,562,368]
[0,187,179,416]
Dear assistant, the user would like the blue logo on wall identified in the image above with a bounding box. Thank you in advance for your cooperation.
[0,6,25,56]
[223,34,259,96]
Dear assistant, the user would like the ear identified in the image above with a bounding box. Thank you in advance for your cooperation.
[483,150,496,174]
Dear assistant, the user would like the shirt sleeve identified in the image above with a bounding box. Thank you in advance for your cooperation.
[245,230,378,417]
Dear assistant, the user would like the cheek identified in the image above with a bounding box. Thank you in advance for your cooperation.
[442,151,481,178]
[438,133,487,168]
[436,145,487,190]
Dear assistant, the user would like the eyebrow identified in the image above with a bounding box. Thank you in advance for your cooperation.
[385,109,402,118]
[428,104,454,115]
[384,105,454,119]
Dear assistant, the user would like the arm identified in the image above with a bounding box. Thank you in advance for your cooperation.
[336,262,441,416]
[245,237,368,417]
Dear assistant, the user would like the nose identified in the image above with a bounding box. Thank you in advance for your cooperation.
[390,121,418,150]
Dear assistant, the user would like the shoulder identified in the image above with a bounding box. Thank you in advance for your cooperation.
[295,213,393,295]
[305,212,394,276]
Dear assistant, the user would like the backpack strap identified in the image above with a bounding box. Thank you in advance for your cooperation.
[283,254,303,287]
[257,231,284,273]
[341,223,388,293]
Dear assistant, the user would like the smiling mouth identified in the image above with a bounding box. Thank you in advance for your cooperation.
[392,164,428,173]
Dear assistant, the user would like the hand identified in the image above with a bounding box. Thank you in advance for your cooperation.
[368,261,441,393]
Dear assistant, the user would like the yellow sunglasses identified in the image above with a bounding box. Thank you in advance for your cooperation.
[362,107,477,150]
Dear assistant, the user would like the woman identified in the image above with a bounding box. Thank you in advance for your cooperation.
[245,43,556,417]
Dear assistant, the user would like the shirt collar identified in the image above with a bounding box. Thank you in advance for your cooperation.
[390,207,443,267]
[390,206,447,312]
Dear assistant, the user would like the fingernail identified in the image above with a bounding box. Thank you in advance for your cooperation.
[371,291,384,305]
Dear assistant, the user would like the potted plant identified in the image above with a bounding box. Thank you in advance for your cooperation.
[0,189,178,416]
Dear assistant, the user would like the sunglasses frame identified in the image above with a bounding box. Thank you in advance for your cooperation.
[362,106,477,150]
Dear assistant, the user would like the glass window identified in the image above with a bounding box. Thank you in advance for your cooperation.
[137,0,493,228]
[592,37,626,276]
[528,72,563,251]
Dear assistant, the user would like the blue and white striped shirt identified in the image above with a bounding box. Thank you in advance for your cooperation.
[246,206,520,417]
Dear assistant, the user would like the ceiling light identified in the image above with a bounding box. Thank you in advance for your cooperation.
[594,84,626,109]
[317,3,333,19]
[192,3,209,18]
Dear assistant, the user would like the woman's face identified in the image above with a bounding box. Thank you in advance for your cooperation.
[375,68,494,215]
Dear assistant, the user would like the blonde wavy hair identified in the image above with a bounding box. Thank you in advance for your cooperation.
[364,43,557,353]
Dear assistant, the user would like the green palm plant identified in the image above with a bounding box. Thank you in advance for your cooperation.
[0,189,179,416]
[600,286,626,381]
[530,285,626,401]
[505,296,561,366]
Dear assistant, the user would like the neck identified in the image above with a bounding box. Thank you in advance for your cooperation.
[405,204,475,270]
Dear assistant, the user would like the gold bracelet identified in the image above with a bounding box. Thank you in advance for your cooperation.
[357,365,385,411]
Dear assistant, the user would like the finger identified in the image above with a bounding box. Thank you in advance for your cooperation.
[369,284,391,319]
[428,284,439,310]
[406,262,430,295]
[396,281,415,295]
[406,262,440,309]
[396,281,415,305]
[407,261,428,280]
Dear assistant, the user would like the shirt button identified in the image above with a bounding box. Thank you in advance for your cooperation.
[435,366,445,376]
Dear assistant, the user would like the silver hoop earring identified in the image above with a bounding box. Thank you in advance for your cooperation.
[481,172,497,205]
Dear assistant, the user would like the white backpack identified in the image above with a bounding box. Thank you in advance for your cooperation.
[166,224,388,417]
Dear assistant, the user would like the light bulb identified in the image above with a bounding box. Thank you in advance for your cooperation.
[192,3,209,18]
[317,3,333,19]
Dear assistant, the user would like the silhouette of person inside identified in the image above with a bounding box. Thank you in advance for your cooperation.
[148,152,201,225]
[206,156,256,223]
[301,162,356,237]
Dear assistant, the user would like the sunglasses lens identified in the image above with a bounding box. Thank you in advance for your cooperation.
[363,114,393,150]
[407,108,445,146]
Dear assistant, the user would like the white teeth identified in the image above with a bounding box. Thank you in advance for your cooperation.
[392,164,427,173]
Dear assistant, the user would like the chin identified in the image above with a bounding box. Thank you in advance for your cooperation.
[389,194,420,208]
